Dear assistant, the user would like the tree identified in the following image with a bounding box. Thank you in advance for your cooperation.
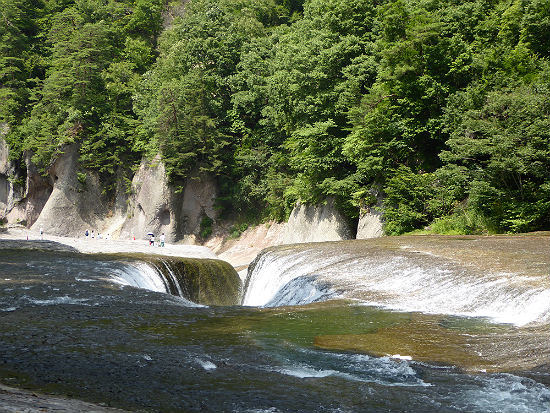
[442,83,550,231]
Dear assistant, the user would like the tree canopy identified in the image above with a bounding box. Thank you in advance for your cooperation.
[2,0,549,233]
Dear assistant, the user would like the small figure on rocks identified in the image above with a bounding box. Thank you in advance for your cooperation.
[85,229,89,239]
[149,234,155,247]
[39,227,44,240]
[160,233,165,247]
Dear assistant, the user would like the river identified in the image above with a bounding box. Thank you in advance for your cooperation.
[0,235,549,412]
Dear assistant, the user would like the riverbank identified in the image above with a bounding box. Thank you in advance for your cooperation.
[0,227,217,260]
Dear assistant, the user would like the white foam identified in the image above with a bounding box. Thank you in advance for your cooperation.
[196,359,217,370]
[27,296,90,306]
[244,249,550,326]
[278,366,337,378]
[457,374,550,413]
[391,354,413,361]
[242,250,348,306]
[109,262,168,293]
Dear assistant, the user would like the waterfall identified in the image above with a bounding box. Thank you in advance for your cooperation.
[110,257,242,306]
[242,242,550,326]
[110,261,170,293]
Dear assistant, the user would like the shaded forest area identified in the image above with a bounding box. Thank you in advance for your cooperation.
[1,0,549,234]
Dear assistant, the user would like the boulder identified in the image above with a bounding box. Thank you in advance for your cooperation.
[280,198,354,244]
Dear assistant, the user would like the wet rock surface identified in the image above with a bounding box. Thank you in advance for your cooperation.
[0,384,128,412]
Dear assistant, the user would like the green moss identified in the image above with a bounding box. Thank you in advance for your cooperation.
[151,257,242,306]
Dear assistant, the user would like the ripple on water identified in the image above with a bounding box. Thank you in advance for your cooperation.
[453,374,550,413]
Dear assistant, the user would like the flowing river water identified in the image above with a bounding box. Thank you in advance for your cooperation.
[0,234,549,412]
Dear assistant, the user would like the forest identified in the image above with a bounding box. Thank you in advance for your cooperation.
[1,0,549,234]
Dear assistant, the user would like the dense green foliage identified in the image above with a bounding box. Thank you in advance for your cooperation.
[1,0,164,188]
[2,0,549,233]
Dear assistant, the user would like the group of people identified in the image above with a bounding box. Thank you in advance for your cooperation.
[84,229,110,240]
[149,233,166,247]
[83,229,165,247]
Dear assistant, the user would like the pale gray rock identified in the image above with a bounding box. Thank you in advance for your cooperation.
[280,198,353,244]
[31,144,105,236]
[0,383,128,413]
[356,207,384,239]
[17,152,52,226]
[0,138,12,215]
[121,156,177,241]
[120,158,217,242]
[178,172,218,237]
[0,132,27,224]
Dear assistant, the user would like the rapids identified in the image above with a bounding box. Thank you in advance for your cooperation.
[243,235,550,326]
[0,234,549,412]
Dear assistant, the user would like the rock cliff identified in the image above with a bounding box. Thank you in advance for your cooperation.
[119,157,217,242]
[0,131,29,225]
[280,198,355,244]
[2,134,383,252]
[31,144,105,235]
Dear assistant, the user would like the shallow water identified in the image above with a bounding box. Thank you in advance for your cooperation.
[0,247,549,412]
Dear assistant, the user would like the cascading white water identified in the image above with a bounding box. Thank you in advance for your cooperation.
[156,261,185,297]
[243,244,550,326]
[109,262,172,294]
[242,249,350,306]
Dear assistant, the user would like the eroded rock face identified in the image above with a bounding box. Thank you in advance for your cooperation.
[19,152,52,227]
[178,173,218,238]
[0,138,12,215]
[280,198,354,244]
[31,145,105,236]
[121,156,176,241]
[120,158,217,242]
[356,207,384,239]
[0,134,26,224]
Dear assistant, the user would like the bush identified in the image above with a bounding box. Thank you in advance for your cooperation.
[199,216,214,239]
[229,222,249,239]
[429,209,495,235]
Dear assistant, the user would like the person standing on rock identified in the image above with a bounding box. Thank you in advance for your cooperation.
[160,233,165,247]
[39,227,44,240]
[149,234,155,247]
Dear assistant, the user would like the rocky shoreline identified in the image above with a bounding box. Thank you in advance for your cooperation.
[0,227,217,259]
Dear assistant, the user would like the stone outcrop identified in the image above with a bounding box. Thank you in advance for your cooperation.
[3,132,368,249]
[120,157,217,242]
[120,156,177,241]
[0,132,26,225]
[356,207,384,239]
[0,137,14,219]
[31,145,105,236]
[280,198,354,244]
[356,188,385,239]
[17,152,53,226]
[179,173,218,239]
